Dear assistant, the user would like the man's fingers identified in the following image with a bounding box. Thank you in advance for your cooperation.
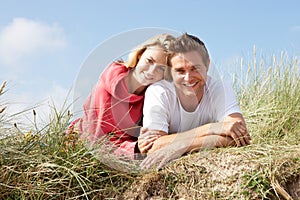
[237,128,247,146]
[231,131,241,147]
[139,130,165,139]
[139,135,160,142]
[236,123,251,145]
[246,133,252,143]
[140,148,181,170]
[157,157,168,170]
[140,142,153,154]
[237,125,246,133]
[141,154,157,169]
[140,127,148,134]
[234,130,251,146]
[139,136,160,153]
[240,132,251,145]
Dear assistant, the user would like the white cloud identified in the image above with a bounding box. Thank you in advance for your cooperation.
[0,18,67,65]
[290,25,300,32]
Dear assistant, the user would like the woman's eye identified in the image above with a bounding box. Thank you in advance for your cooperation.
[158,65,166,71]
[146,58,153,64]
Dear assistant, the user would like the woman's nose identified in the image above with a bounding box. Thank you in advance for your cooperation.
[147,64,158,75]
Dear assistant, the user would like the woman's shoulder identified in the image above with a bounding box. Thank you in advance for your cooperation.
[101,62,129,79]
[108,61,128,72]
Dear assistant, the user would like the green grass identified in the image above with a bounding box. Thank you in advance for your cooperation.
[0,48,299,199]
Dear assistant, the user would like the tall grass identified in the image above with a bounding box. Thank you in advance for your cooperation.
[0,84,136,199]
[0,48,299,199]
[234,47,300,145]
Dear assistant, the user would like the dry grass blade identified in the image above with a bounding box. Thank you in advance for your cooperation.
[0,106,6,114]
[0,81,6,95]
[37,162,90,200]
[0,81,7,115]
[271,177,293,200]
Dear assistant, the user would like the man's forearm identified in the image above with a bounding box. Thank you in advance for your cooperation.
[148,123,229,153]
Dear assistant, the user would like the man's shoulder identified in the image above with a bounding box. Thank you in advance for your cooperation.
[206,76,230,92]
[207,76,222,86]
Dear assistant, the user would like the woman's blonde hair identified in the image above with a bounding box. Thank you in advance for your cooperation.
[125,33,175,68]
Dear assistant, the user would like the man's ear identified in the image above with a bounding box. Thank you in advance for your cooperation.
[206,58,210,71]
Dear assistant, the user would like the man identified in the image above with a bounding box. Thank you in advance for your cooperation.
[138,33,251,169]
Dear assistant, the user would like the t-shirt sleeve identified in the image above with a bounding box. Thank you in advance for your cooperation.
[143,82,170,133]
[213,80,241,121]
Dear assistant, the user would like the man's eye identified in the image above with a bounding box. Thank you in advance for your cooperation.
[195,65,206,72]
[197,68,206,73]
[175,69,185,74]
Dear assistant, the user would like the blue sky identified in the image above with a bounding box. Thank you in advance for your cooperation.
[0,0,299,123]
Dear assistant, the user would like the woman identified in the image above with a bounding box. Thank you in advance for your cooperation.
[68,33,175,159]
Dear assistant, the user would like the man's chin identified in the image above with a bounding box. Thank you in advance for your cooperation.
[183,91,198,97]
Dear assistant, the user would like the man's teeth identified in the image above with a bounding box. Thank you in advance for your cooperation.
[183,82,196,87]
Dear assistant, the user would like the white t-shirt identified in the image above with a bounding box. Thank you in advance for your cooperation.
[143,77,241,133]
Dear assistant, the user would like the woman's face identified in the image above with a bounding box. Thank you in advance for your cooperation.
[134,47,167,86]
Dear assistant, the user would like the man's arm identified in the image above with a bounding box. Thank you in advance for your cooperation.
[147,113,250,153]
[140,133,235,170]
[138,128,167,154]
[139,81,173,153]
[140,113,251,169]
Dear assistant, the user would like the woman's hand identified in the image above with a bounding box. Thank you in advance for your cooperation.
[138,127,167,154]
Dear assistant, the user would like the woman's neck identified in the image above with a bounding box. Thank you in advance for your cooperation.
[126,70,146,95]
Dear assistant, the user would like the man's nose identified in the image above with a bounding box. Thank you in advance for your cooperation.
[183,72,192,81]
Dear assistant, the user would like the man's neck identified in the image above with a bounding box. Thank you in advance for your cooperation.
[177,89,204,112]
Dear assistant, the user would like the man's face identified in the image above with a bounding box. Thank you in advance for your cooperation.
[170,51,208,101]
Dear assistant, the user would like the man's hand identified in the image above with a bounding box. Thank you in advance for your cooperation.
[138,127,167,154]
[213,120,251,147]
[140,142,186,170]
